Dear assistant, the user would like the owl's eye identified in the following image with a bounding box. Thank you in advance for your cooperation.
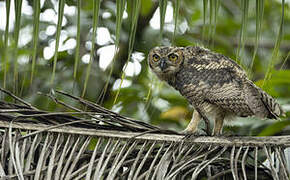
[168,53,178,61]
[152,54,160,62]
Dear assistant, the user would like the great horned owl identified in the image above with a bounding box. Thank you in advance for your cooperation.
[148,46,284,135]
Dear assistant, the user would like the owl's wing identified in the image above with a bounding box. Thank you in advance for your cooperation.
[205,82,255,116]
[193,54,256,116]
[182,48,270,117]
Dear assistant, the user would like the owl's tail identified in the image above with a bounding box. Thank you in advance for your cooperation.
[245,80,284,119]
[258,88,285,119]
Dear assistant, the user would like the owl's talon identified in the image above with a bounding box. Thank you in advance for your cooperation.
[201,127,211,136]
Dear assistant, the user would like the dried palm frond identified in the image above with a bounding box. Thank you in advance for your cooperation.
[0,88,289,180]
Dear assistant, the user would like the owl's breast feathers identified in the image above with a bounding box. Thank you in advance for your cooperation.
[171,46,284,119]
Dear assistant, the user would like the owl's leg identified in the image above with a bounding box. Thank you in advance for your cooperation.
[194,107,211,135]
[182,110,201,134]
[212,113,225,136]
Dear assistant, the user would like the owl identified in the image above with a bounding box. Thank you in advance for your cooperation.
[148,46,284,135]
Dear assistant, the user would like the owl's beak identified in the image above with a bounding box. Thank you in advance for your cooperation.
[159,58,168,71]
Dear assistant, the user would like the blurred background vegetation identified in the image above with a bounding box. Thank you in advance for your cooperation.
[0,0,289,136]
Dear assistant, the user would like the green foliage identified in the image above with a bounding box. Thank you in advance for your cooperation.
[263,0,285,89]
[159,0,167,42]
[114,0,141,104]
[13,0,22,94]
[236,0,249,64]
[0,0,289,136]
[73,0,81,80]
[250,0,264,72]
[98,0,126,104]
[259,119,290,136]
[31,0,41,83]
[3,0,11,89]
[172,0,179,42]
[82,0,101,97]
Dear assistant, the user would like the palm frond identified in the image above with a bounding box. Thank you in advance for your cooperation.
[0,88,289,179]
[249,0,264,72]
[82,0,101,97]
[113,0,141,104]
[209,0,220,47]
[202,0,208,43]
[50,0,65,85]
[73,0,81,81]
[3,0,11,89]
[98,0,126,104]
[236,0,249,65]
[30,0,41,83]
[159,0,168,42]
[172,0,179,43]
[263,0,285,89]
[13,0,23,95]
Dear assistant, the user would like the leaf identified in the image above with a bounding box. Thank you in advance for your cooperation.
[50,0,65,85]
[159,0,168,42]
[30,0,41,84]
[13,0,23,95]
[263,0,285,89]
[202,0,208,43]
[3,0,11,89]
[172,0,180,43]
[257,70,290,85]
[255,70,290,97]
[141,0,153,16]
[73,0,81,80]
[258,120,290,136]
[82,0,101,97]
[113,0,141,104]
[160,106,189,121]
[209,0,220,47]
[98,0,126,104]
[249,0,264,72]
[236,0,249,65]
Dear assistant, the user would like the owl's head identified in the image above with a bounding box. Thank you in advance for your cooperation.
[148,46,184,78]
